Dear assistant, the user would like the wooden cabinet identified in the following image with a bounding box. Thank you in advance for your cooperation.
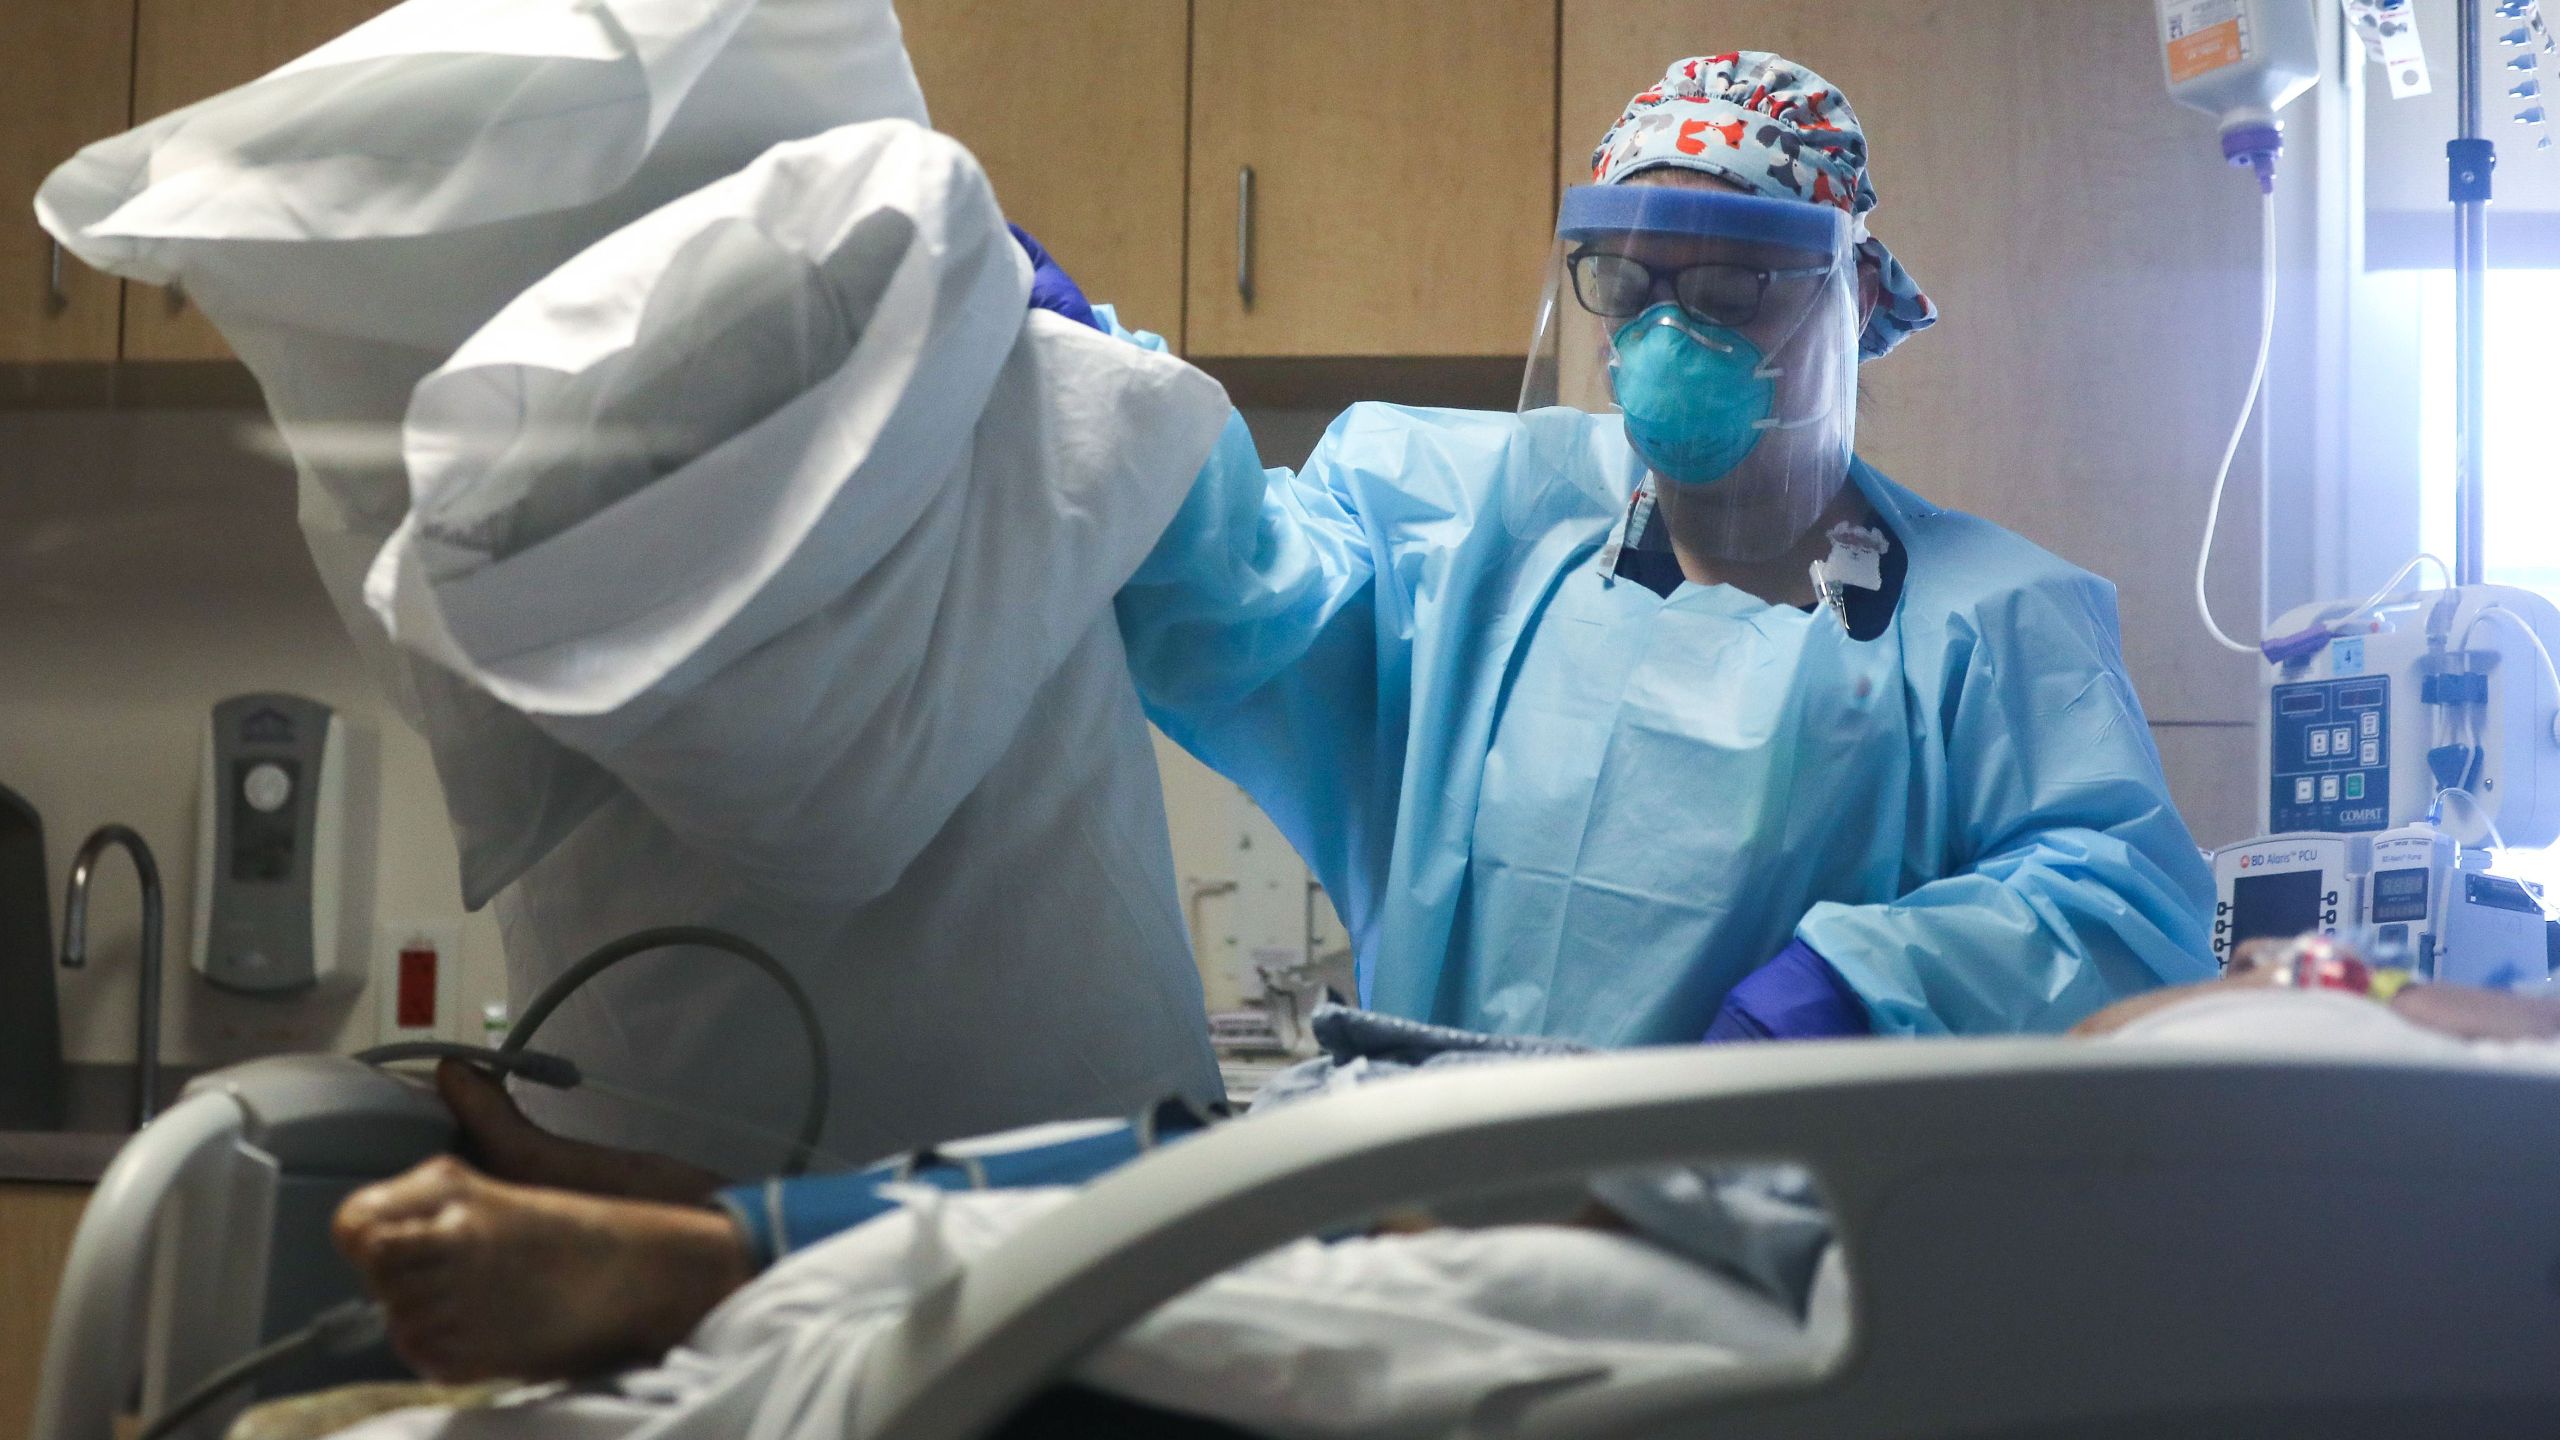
[1563,0,2264,723]
[14,0,1568,379]
[0,0,134,366]
[902,1,1191,343]
[122,0,399,362]
[0,1185,89,1440]
[1185,1,1558,359]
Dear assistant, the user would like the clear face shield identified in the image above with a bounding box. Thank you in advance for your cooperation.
[1521,184,1862,561]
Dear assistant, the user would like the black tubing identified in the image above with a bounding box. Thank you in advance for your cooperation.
[504,926,829,1176]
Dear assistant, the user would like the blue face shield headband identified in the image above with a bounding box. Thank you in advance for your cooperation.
[1555,187,1849,489]
[1525,184,1862,559]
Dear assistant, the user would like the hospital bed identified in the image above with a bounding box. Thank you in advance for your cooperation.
[34,1041,2560,1440]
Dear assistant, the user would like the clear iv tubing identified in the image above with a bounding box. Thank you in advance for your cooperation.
[2192,192,2450,654]
[2194,191,2281,656]
[2452,607,2560,850]
[2461,605,2560,705]
[2434,785,2509,852]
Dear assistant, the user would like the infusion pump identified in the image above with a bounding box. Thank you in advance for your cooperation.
[2210,826,2549,988]
[2256,586,2560,847]
[2214,586,2560,985]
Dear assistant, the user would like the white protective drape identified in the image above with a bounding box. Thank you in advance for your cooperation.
[38,0,1232,1170]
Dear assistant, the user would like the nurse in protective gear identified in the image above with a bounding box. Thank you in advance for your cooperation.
[1113,52,2217,1043]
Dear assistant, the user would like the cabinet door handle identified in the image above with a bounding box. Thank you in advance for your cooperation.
[45,238,68,315]
[1236,165,1255,309]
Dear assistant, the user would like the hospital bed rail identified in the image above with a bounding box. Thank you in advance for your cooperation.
[854,1037,2560,1440]
[33,1056,454,1440]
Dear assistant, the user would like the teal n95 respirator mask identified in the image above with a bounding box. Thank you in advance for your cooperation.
[1608,303,1777,484]
[1520,183,1861,560]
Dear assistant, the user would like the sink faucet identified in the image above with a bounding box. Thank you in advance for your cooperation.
[61,825,164,1129]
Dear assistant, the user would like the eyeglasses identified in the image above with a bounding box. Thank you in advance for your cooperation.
[1566,249,1832,328]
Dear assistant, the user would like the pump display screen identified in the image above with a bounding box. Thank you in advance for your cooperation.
[2229,869,2325,949]
[2370,867,2432,923]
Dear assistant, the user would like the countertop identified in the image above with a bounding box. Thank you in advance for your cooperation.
[0,1063,205,1184]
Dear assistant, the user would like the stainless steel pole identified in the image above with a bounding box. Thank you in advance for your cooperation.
[2452,0,2492,587]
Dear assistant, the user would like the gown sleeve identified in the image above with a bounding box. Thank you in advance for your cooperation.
[1796,571,2219,1036]
[1114,403,1406,918]
[1107,311,1437,923]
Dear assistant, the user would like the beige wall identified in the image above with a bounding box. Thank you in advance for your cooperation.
[0,409,506,1066]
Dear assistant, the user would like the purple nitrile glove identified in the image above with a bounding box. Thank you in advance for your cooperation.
[1010,223,1104,333]
[1703,940,1872,1043]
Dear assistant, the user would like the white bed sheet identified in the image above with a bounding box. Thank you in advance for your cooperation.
[328,1185,1830,1440]
[321,988,2560,1440]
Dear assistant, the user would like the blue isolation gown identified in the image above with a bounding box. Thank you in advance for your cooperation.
[1115,396,2215,1043]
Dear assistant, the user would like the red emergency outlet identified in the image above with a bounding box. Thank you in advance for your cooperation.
[397,944,439,1030]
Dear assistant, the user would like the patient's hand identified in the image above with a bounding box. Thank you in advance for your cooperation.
[438,1059,728,1204]
[332,1156,752,1382]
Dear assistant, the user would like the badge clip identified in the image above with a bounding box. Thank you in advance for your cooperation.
[1812,523,1890,633]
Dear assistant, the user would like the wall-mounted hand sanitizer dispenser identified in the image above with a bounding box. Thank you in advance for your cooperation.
[192,694,366,994]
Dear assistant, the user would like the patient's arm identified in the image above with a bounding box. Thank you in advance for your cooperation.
[334,1101,1178,1379]
[436,1060,729,1204]
[333,1156,751,1382]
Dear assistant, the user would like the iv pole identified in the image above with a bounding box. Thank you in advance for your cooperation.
[2450,0,2493,586]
